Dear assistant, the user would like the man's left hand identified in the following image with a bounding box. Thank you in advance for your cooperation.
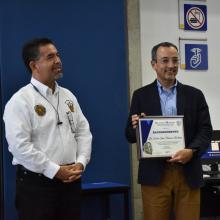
[63,163,84,183]
[167,149,193,164]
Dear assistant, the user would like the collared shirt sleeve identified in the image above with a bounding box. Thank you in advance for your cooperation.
[73,97,92,170]
[3,94,60,179]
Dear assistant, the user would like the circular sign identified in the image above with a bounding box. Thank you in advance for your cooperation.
[186,7,205,29]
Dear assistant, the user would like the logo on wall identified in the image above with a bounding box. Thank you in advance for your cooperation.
[184,4,207,31]
[185,44,208,70]
[179,38,208,71]
[190,48,202,69]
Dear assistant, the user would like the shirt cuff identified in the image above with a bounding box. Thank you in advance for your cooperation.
[43,161,60,179]
[76,156,87,171]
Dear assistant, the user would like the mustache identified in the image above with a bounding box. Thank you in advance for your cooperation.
[165,67,177,72]
[52,65,62,71]
[53,64,62,68]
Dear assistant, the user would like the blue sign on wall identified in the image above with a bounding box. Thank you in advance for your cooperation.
[185,44,208,70]
[184,4,207,31]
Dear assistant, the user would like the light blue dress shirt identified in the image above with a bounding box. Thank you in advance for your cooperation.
[157,80,177,116]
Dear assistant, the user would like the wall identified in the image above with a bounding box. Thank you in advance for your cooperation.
[140,0,220,129]
[0,1,131,219]
[126,0,143,219]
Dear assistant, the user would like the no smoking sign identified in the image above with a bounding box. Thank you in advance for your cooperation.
[184,4,207,31]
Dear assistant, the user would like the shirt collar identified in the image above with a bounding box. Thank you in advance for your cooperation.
[157,80,177,95]
[30,77,59,97]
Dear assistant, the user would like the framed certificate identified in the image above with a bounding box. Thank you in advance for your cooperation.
[136,116,185,159]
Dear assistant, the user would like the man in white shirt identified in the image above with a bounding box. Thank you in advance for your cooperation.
[3,38,92,220]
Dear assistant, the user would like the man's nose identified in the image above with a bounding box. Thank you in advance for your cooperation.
[54,55,61,64]
[167,60,177,67]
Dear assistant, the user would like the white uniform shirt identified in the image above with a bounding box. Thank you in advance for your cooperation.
[3,77,92,179]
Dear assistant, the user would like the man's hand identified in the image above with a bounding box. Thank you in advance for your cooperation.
[55,163,84,183]
[131,113,146,129]
[167,149,193,164]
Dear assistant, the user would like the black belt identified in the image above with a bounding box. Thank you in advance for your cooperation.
[16,165,43,177]
[16,164,81,186]
[16,163,76,178]
[16,165,63,184]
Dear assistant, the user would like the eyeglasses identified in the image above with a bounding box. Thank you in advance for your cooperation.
[156,57,180,65]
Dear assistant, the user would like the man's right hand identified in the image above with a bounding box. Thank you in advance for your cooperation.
[131,113,146,128]
[55,164,83,183]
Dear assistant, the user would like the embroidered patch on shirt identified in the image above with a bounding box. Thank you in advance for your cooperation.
[65,100,74,112]
[34,105,46,116]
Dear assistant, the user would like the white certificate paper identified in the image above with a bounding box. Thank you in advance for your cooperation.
[137,116,185,159]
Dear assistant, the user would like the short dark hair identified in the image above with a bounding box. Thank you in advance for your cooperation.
[151,42,178,61]
[22,38,54,73]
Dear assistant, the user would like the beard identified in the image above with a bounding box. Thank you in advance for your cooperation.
[52,65,63,80]
[164,68,178,80]
[52,63,63,80]
[54,71,63,80]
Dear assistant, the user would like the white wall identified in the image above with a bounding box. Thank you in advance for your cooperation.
[140,0,220,129]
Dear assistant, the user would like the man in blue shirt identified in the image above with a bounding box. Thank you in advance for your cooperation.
[125,42,212,220]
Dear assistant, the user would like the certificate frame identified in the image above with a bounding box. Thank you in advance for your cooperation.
[136,116,185,159]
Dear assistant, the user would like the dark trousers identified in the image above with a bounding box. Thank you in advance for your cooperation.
[16,166,81,220]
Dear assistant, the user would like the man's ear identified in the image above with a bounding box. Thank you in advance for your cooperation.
[151,60,157,70]
[29,60,36,72]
